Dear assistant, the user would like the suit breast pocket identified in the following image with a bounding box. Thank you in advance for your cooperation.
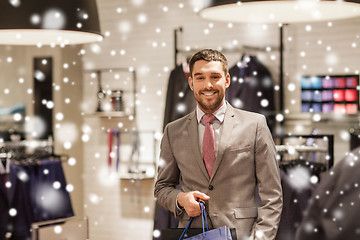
[228,145,251,153]
[225,145,252,169]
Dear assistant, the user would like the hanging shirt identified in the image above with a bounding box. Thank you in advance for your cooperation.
[226,55,275,132]
[163,65,197,129]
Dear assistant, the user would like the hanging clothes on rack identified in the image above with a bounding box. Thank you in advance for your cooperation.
[1,161,34,240]
[295,147,360,240]
[275,137,330,240]
[27,158,74,222]
[155,62,195,239]
[163,63,196,129]
[0,156,73,240]
[276,168,317,240]
[226,55,275,132]
[113,129,120,172]
[128,129,140,174]
[107,129,121,173]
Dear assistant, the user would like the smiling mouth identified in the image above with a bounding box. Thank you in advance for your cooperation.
[202,91,217,96]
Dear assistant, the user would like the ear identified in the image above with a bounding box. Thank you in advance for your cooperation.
[225,73,230,89]
[188,76,194,91]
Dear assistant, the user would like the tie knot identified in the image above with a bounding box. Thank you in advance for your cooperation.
[202,114,216,124]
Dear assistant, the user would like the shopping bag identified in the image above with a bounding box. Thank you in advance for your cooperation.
[161,227,237,240]
[178,202,233,240]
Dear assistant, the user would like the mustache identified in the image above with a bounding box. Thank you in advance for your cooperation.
[199,89,218,93]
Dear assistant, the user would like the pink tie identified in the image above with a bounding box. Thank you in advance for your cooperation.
[202,114,216,177]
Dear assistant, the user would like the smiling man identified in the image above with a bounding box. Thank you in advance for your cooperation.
[154,49,282,240]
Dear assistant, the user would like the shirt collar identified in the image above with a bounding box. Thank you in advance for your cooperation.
[196,101,226,124]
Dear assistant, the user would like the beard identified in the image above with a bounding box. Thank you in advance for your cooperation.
[194,90,224,113]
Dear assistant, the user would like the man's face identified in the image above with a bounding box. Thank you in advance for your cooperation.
[189,60,230,114]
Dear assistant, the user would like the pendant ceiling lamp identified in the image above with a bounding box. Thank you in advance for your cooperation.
[0,0,102,46]
[199,0,360,24]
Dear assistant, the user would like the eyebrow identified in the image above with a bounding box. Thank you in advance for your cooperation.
[194,72,222,76]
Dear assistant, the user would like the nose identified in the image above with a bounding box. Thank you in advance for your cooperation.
[204,78,213,88]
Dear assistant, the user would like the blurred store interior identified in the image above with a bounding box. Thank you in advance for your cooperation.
[1,0,360,239]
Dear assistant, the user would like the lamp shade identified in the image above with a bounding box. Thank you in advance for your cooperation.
[0,0,102,45]
[199,0,360,23]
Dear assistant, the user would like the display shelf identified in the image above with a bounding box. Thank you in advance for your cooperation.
[301,74,359,114]
[276,145,328,153]
[284,112,360,123]
[116,162,156,180]
[0,114,22,122]
[84,68,137,118]
[118,171,155,180]
[84,111,133,118]
[0,113,24,132]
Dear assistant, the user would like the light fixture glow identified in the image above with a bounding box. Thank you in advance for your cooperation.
[199,1,360,24]
[0,0,102,45]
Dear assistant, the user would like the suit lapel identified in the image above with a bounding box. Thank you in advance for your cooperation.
[210,103,235,182]
[187,111,210,181]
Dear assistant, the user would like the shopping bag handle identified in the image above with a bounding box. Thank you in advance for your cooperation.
[200,201,209,236]
[178,201,209,240]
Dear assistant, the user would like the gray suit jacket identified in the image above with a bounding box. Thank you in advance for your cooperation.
[154,103,282,240]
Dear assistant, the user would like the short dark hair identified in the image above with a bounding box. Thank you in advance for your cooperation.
[188,49,228,76]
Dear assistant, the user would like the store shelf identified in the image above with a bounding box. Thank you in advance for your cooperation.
[84,111,133,118]
[0,113,24,132]
[115,161,156,180]
[276,145,328,153]
[284,112,360,123]
[84,68,137,118]
[118,172,154,180]
[118,168,155,180]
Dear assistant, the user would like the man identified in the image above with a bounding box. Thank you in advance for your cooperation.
[154,49,282,240]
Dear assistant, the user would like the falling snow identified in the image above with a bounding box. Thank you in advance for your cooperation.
[0,1,360,239]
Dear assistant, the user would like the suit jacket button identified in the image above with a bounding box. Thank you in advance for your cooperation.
[208,185,214,191]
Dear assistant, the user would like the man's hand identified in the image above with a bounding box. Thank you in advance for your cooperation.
[177,191,210,217]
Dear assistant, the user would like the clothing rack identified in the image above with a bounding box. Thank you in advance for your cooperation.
[0,148,74,239]
[275,134,334,170]
[105,128,157,204]
[9,155,69,166]
[0,139,52,148]
[105,128,158,178]
[278,159,327,176]
[0,138,53,155]
[173,26,279,67]
[0,138,69,165]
